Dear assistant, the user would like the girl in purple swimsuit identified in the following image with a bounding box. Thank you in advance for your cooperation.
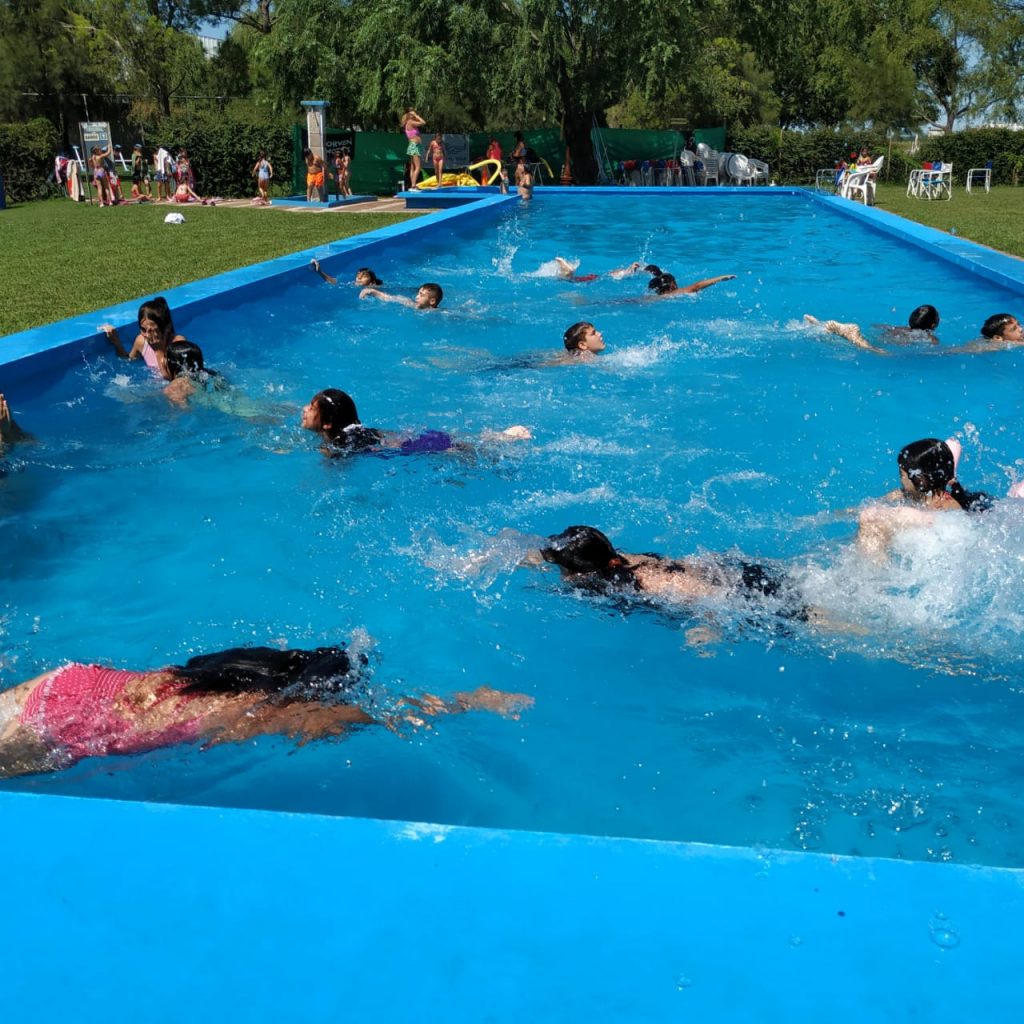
[300,388,531,458]
[0,643,531,779]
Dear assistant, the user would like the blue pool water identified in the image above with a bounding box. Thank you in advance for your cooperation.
[3,192,1024,868]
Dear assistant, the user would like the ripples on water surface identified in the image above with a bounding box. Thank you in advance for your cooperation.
[3,194,1024,867]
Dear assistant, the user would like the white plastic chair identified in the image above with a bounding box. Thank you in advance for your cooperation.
[748,158,770,185]
[695,143,719,185]
[840,156,884,205]
[727,153,756,185]
[679,151,697,186]
[966,163,992,194]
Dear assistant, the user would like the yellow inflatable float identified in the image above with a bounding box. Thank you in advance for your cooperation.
[415,158,503,189]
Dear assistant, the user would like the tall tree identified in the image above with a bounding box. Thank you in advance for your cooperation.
[508,0,699,182]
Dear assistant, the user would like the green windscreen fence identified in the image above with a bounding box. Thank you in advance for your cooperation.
[292,125,726,195]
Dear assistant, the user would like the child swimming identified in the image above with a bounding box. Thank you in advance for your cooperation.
[0,641,531,779]
[301,388,530,457]
[360,283,443,310]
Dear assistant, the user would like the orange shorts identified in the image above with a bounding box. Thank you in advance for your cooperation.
[307,171,324,188]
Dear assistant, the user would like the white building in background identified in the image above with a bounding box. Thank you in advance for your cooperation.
[196,35,221,59]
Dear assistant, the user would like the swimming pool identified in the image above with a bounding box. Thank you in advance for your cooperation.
[3,190,1024,869]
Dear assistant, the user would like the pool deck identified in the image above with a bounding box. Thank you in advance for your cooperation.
[5,789,1023,1023]
[4,187,1024,1020]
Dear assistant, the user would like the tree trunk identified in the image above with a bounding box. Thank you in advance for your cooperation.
[562,107,598,185]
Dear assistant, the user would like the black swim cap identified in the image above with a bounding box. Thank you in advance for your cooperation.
[541,526,618,574]
[908,305,939,330]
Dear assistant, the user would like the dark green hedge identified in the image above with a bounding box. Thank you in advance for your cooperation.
[0,118,60,203]
[152,114,292,198]
[919,128,1024,186]
[728,126,897,184]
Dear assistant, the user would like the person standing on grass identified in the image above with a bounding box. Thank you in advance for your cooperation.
[153,146,173,201]
[131,144,152,200]
[252,150,273,205]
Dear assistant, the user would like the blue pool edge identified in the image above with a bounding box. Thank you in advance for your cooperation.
[4,188,1024,1018]
[4,788,1023,1021]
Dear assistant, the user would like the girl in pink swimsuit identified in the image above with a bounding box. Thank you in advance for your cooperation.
[101,297,187,381]
[401,107,426,187]
[0,644,531,779]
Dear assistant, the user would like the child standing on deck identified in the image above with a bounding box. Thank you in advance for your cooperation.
[252,150,273,204]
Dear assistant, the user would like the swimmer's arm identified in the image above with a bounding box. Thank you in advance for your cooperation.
[479,425,532,443]
[393,687,533,728]
[856,504,933,560]
[608,261,643,279]
[163,377,194,406]
[679,274,736,294]
[100,323,132,359]
[359,288,414,307]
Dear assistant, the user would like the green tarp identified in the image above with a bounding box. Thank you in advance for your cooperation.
[291,125,727,195]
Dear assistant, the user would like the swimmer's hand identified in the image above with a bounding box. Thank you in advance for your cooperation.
[99,323,129,358]
[359,287,382,300]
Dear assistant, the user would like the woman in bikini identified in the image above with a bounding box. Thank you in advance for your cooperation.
[0,642,531,779]
[401,107,427,187]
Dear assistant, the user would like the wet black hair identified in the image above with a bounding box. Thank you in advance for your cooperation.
[302,147,313,159]
[419,282,443,306]
[563,321,593,351]
[357,267,383,286]
[897,438,991,511]
[165,340,206,379]
[540,525,639,591]
[643,264,662,276]
[175,645,363,699]
[138,296,176,339]
[312,388,360,441]
[981,313,1016,339]
[908,305,939,330]
[648,273,678,295]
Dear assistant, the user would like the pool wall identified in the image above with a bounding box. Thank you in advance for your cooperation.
[4,188,1024,1018]
[4,790,1022,1022]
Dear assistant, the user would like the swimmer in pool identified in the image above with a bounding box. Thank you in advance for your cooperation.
[856,437,993,559]
[310,261,383,288]
[360,282,443,310]
[803,305,940,353]
[0,642,531,779]
[647,271,736,297]
[552,321,606,363]
[979,312,1023,346]
[101,297,187,380]
[0,393,32,451]
[162,340,224,406]
[551,258,653,283]
[529,525,818,637]
[301,388,530,457]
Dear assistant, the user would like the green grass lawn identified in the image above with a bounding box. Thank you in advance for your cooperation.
[869,184,1024,259]
[0,199,421,337]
